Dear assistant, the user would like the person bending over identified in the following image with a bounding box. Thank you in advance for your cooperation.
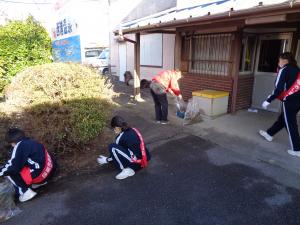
[97,116,151,179]
[150,70,182,124]
[0,128,57,202]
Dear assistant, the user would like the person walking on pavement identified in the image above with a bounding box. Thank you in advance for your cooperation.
[150,70,182,124]
[259,52,300,157]
[97,116,151,179]
[0,128,57,202]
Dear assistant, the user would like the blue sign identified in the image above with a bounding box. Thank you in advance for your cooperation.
[52,35,81,63]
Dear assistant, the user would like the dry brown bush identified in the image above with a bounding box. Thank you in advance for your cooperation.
[0,63,117,163]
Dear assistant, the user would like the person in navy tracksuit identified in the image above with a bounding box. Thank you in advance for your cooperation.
[259,52,300,157]
[97,116,151,180]
[0,128,56,202]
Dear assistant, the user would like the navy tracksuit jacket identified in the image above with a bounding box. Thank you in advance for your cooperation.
[0,138,54,194]
[108,128,151,171]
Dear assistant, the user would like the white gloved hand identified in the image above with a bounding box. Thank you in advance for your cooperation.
[97,155,108,165]
[262,101,270,109]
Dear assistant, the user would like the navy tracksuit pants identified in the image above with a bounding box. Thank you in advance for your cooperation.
[267,98,300,151]
[109,144,140,171]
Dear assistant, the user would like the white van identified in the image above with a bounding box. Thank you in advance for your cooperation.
[91,48,109,74]
[83,49,102,65]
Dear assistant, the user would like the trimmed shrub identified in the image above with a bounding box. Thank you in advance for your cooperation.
[0,60,7,96]
[0,63,116,160]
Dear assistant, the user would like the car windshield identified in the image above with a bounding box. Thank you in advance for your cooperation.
[85,50,101,58]
[99,50,109,59]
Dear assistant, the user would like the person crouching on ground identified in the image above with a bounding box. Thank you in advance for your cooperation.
[97,116,151,180]
[0,128,57,202]
[150,70,182,124]
[259,52,300,157]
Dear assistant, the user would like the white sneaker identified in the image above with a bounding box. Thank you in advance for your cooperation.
[287,150,300,157]
[259,130,273,142]
[19,188,37,202]
[31,182,47,189]
[115,168,135,180]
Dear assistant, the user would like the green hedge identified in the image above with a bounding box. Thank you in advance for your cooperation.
[0,60,7,94]
[0,16,51,94]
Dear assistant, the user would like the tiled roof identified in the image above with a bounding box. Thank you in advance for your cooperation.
[119,0,299,32]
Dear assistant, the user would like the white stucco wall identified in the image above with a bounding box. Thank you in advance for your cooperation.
[140,33,175,80]
[109,0,144,77]
[110,33,120,76]
[111,33,175,81]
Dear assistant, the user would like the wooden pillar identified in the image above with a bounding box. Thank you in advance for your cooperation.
[291,28,300,55]
[134,33,141,100]
[174,31,182,70]
[230,30,242,114]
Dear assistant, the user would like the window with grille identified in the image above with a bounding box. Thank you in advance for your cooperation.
[187,33,232,76]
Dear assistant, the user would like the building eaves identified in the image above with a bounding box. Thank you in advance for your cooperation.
[117,0,300,34]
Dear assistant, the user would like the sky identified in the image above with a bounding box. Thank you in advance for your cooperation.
[0,0,110,46]
[0,0,227,46]
[0,0,55,31]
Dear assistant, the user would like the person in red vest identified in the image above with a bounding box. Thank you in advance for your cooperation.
[150,70,182,124]
[0,128,56,202]
[259,52,300,157]
[97,116,151,180]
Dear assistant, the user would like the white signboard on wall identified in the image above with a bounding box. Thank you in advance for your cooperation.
[52,17,78,40]
[140,33,163,67]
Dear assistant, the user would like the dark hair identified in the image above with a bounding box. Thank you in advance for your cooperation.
[124,71,133,85]
[279,52,298,68]
[110,116,130,131]
[5,128,26,144]
[140,79,150,89]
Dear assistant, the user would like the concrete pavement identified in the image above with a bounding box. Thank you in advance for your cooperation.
[3,85,300,225]
[4,133,300,225]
